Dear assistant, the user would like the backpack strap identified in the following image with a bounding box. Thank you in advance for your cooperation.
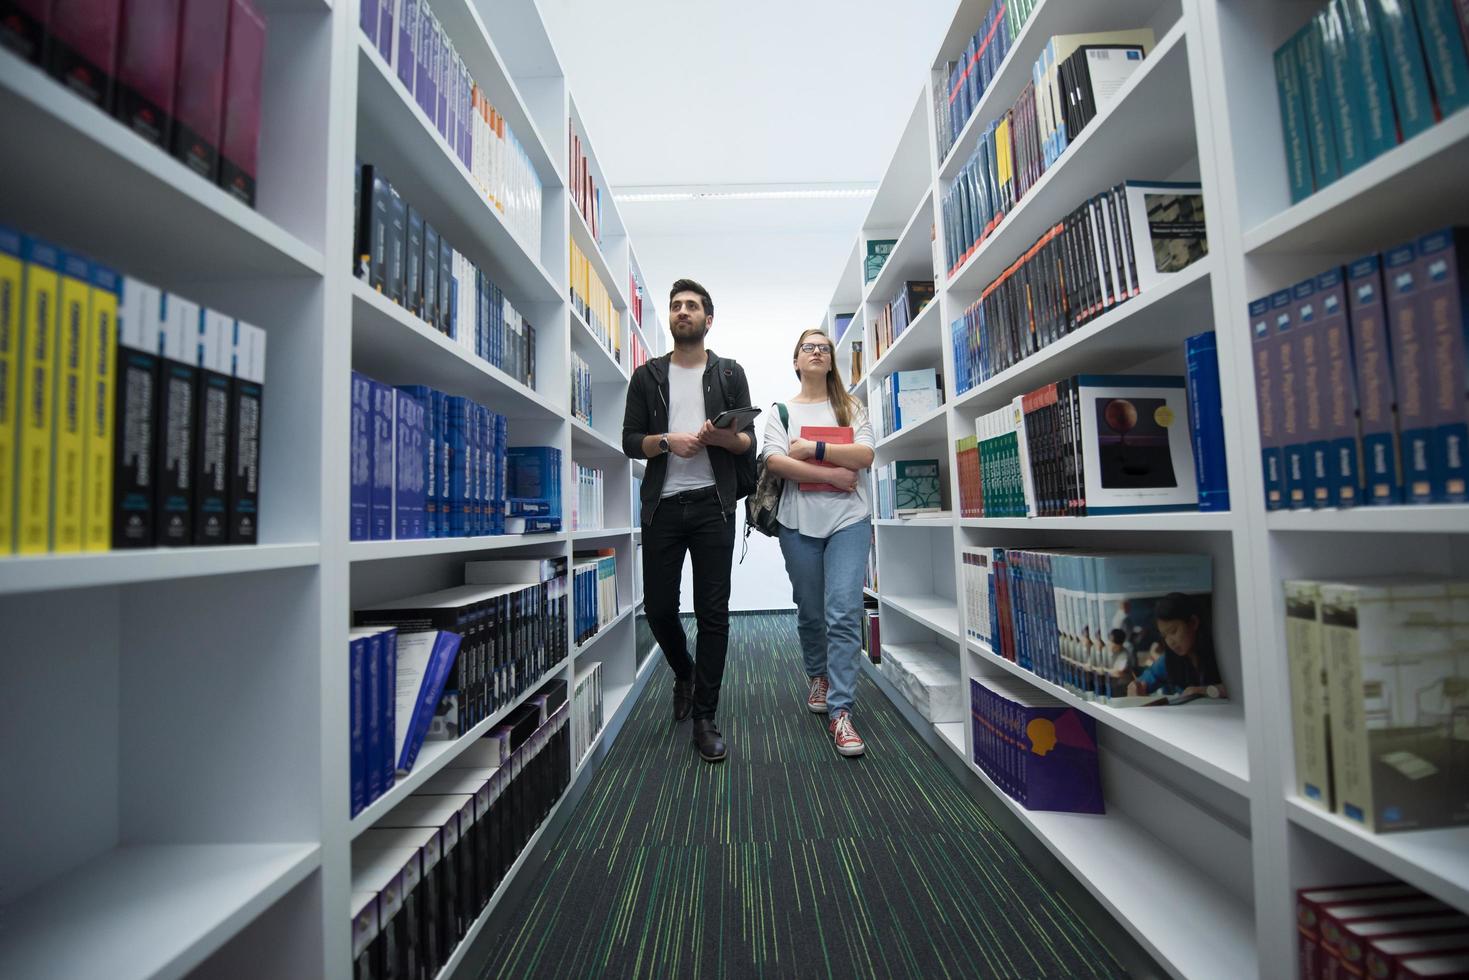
[777,402,788,430]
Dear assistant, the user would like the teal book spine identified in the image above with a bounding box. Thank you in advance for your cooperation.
[1412,0,1469,115]
[1321,4,1372,174]
[1341,0,1401,161]
[1298,21,1343,187]
[1276,35,1316,201]
[1374,0,1437,139]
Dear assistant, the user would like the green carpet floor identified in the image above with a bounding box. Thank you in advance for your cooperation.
[474,612,1132,979]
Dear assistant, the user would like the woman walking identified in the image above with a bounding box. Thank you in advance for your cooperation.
[761,329,876,756]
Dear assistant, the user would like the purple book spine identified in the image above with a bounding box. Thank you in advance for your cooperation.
[395,0,413,92]
[1347,253,1402,504]
[375,0,392,64]
[1384,241,1434,503]
[1315,267,1362,508]
[1294,276,1330,507]
[1415,227,1469,502]
[1274,289,1311,509]
[394,389,426,539]
[350,371,372,540]
[1251,297,1284,509]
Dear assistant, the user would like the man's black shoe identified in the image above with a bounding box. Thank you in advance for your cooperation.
[692,719,726,762]
[672,679,694,722]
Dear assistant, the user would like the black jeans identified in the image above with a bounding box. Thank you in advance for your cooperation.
[642,486,735,720]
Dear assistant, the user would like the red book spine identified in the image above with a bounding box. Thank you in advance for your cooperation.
[797,425,854,492]
[171,0,231,180]
[114,0,181,147]
[45,0,121,106]
[219,0,266,206]
[1,0,50,63]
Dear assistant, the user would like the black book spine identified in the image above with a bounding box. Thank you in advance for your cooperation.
[370,169,389,290]
[0,0,45,63]
[438,237,452,335]
[406,206,424,318]
[226,323,263,544]
[113,332,158,548]
[155,303,197,546]
[193,364,231,544]
[385,182,406,305]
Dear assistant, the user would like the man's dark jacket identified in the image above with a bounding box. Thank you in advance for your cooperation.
[621,349,758,525]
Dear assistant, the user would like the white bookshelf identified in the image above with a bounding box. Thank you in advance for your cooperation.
[0,0,664,974]
[837,0,1469,976]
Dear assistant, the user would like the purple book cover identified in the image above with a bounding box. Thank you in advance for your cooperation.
[1347,253,1402,503]
[380,628,396,785]
[415,6,431,121]
[394,388,426,539]
[434,23,447,139]
[358,0,375,48]
[46,0,121,106]
[1384,241,1434,503]
[1294,276,1331,507]
[113,0,180,146]
[364,630,383,801]
[171,0,230,180]
[1315,267,1362,507]
[218,0,266,207]
[0,0,49,63]
[350,371,372,540]
[369,378,395,539]
[1250,296,1284,509]
[1415,227,1469,502]
[1017,699,1104,813]
[1274,288,1311,509]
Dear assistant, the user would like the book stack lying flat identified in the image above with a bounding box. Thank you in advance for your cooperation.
[878,643,963,724]
[1249,227,1469,510]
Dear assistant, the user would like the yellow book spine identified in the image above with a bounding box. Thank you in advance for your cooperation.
[83,265,118,551]
[996,117,1014,192]
[0,228,23,554]
[52,252,90,553]
[16,237,60,555]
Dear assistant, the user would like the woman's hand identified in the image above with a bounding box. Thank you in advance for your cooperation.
[827,467,859,493]
[788,438,816,461]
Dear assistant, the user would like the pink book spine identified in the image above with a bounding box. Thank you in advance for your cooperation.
[114,0,181,147]
[219,0,266,206]
[171,0,230,180]
[45,0,121,106]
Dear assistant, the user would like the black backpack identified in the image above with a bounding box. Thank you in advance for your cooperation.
[712,357,759,500]
[744,403,788,538]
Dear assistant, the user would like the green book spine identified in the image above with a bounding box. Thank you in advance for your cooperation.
[1341,0,1402,160]
[1321,3,1372,173]
[1297,22,1343,188]
[1374,0,1437,139]
[1412,0,1469,115]
[1276,36,1316,201]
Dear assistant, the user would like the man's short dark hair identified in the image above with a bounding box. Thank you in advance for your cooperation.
[670,278,713,318]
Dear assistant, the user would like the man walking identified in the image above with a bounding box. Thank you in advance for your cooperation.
[622,279,757,762]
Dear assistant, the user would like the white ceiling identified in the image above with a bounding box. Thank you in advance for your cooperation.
[538,0,957,233]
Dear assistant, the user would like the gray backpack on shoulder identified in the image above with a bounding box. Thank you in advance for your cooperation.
[743,403,788,539]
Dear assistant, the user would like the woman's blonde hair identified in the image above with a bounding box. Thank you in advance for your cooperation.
[792,329,858,427]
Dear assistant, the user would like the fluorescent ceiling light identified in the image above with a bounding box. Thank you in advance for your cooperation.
[615,183,877,203]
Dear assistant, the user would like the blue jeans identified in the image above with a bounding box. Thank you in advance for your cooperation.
[777,519,870,717]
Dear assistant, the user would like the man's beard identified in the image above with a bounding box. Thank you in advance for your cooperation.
[672,321,709,346]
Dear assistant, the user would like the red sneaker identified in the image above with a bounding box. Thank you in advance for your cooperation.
[806,675,829,714]
[829,711,865,757]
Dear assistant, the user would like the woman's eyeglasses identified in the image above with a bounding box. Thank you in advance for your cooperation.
[799,343,832,355]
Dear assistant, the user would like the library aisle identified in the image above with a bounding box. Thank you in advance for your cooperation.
[469,614,1152,979]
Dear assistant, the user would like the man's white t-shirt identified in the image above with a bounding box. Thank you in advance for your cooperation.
[662,362,715,496]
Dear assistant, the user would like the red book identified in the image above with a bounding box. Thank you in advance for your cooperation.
[171,0,230,180]
[0,0,49,63]
[797,425,853,492]
[114,0,181,146]
[45,0,121,107]
[218,0,266,206]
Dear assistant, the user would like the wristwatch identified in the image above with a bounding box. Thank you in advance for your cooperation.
[658,434,670,455]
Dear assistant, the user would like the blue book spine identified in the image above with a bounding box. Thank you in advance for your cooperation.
[495,415,508,532]
[394,389,426,539]
[380,628,397,786]
[1273,289,1313,508]
[348,635,366,816]
[1295,276,1334,508]
[375,0,393,64]
[1384,241,1436,502]
[1416,227,1469,502]
[359,0,377,49]
[1185,332,1231,511]
[446,396,467,535]
[398,631,464,773]
[1347,253,1403,503]
[435,390,449,535]
[1297,21,1343,190]
[1412,0,1469,116]
[1374,0,1438,139]
[364,631,383,803]
[1276,32,1316,203]
[395,0,414,91]
[472,404,486,536]
[369,379,395,539]
[396,385,437,536]
[350,371,372,541]
[1315,268,1363,507]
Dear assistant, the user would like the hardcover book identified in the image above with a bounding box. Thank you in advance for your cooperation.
[171,0,231,180]
[16,236,60,554]
[796,425,854,492]
[1315,267,1362,507]
[370,378,395,540]
[864,239,897,284]
[1414,227,1469,502]
[894,458,943,514]
[0,227,22,552]
[82,263,119,553]
[1347,252,1403,505]
[192,310,232,544]
[1385,240,1434,503]
[52,251,90,552]
[1284,580,1333,809]
[1075,374,1198,513]
[1184,331,1230,512]
[1120,181,1207,294]
[113,277,160,547]
[394,388,426,539]
[218,0,267,206]
[350,371,372,541]
[155,293,198,545]
[227,321,264,543]
[113,0,180,145]
[44,0,121,106]
[0,0,46,62]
